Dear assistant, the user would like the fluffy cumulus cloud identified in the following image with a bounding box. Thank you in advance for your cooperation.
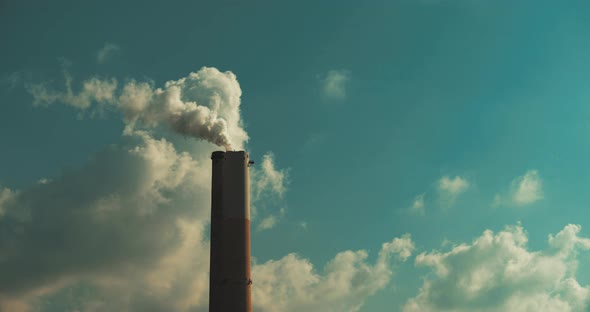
[493,170,543,207]
[253,234,414,312]
[404,224,590,312]
[438,175,469,206]
[28,66,248,150]
[96,43,120,64]
[0,130,213,311]
[320,69,351,100]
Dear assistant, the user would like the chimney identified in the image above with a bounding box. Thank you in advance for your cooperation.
[209,151,252,312]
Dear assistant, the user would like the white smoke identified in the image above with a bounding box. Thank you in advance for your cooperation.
[29,67,248,150]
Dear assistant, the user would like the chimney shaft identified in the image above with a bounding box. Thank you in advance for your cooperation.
[209,151,252,312]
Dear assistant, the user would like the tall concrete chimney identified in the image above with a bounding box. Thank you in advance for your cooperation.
[209,151,252,312]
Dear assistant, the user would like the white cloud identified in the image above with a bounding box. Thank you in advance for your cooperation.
[29,74,117,110]
[439,176,469,195]
[383,234,416,262]
[258,215,278,230]
[438,175,469,206]
[252,153,288,199]
[512,170,543,205]
[320,69,351,100]
[404,224,590,312]
[493,170,544,207]
[0,130,213,311]
[250,153,289,228]
[409,193,425,215]
[253,234,414,312]
[257,207,286,231]
[97,43,120,64]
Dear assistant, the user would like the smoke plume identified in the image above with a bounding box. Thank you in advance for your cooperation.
[29,67,249,150]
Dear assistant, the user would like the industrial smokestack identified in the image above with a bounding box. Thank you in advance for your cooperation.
[209,151,252,312]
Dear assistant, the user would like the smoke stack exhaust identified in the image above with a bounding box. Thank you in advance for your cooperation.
[209,151,252,312]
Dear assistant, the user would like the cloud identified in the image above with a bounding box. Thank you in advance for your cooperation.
[493,170,544,207]
[404,224,590,312]
[28,66,248,150]
[257,207,286,231]
[0,130,213,311]
[253,234,414,312]
[384,234,416,262]
[438,176,469,195]
[0,125,410,312]
[252,153,288,199]
[438,175,469,206]
[409,193,425,215]
[29,73,117,110]
[320,69,351,100]
[257,215,278,230]
[250,153,289,228]
[97,43,120,64]
[512,170,543,205]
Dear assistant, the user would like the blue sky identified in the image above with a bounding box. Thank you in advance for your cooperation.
[3,1,590,311]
